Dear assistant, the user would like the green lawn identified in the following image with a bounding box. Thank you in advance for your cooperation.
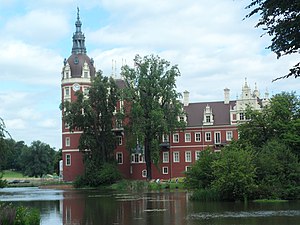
[2,170,27,179]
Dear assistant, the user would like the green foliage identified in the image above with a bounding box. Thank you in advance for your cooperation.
[190,188,220,201]
[185,148,218,189]
[19,140,55,178]
[0,172,7,188]
[122,54,185,180]
[62,72,119,167]
[74,162,121,188]
[0,203,40,225]
[254,140,300,199]
[211,143,257,201]
[245,0,300,79]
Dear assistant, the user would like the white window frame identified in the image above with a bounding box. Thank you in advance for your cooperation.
[195,132,201,142]
[226,131,233,141]
[173,133,179,143]
[185,133,191,142]
[162,134,169,142]
[185,166,191,172]
[64,87,70,98]
[163,152,169,163]
[65,137,70,147]
[195,151,201,161]
[185,151,192,162]
[116,152,123,164]
[66,154,71,166]
[118,136,122,146]
[173,151,180,163]
[215,132,221,144]
[142,170,147,178]
[205,132,211,142]
[162,167,168,175]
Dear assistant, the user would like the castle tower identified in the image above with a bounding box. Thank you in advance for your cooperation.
[61,8,96,181]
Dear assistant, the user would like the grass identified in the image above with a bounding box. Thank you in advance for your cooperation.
[253,199,289,203]
[2,170,28,179]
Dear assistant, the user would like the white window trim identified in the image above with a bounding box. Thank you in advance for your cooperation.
[214,132,221,144]
[205,132,211,142]
[163,152,169,163]
[195,151,201,161]
[66,154,71,166]
[118,136,122,146]
[185,133,191,142]
[226,131,233,141]
[116,152,123,164]
[142,169,147,178]
[65,137,70,147]
[185,151,192,162]
[173,151,180,163]
[195,132,201,142]
[185,166,191,172]
[162,166,168,175]
[173,133,179,143]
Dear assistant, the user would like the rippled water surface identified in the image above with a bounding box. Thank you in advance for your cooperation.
[0,187,299,225]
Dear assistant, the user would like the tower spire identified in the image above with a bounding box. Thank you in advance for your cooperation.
[72,7,87,54]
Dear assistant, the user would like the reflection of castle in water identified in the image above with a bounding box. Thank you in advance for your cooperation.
[61,190,189,225]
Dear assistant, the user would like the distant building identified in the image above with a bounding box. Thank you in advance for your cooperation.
[61,10,269,181]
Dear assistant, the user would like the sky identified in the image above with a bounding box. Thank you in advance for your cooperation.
[0,0,298,150]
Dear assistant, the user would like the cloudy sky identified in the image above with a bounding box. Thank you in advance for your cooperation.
[0,0,298,150]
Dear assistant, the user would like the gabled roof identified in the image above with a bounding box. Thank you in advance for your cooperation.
[184,101,236,127]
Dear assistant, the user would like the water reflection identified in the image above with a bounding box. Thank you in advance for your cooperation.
[0,188,300,225]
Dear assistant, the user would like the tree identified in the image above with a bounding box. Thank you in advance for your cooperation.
[239,92,300,155]
[20,141,55,177]
[0,118,10,171]
[185,148,218,189]
[121,55,186,180]
[245,0,300,80]
[61,72,120,180]
[212,142,257,201]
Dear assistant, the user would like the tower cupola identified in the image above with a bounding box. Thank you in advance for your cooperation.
[72,7,87,54]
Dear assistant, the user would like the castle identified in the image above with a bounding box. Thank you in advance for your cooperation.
[61,10,269,181]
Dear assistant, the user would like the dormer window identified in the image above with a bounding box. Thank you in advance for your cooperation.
[203,105,214,126]
[82,61,90,78]
[63,63,71,80]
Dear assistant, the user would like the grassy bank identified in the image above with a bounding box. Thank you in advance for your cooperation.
[253,199,289,203]
[111,179,185,192]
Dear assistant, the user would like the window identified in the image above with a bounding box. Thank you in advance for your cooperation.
[195,151,201,160]
[66,154,71,166]
[185,166,192,172]
[162,134,169,142]
[226,131,233,141]
[84,71,88,78]
[116,119,122,129]
[64,122,69,130]
[117,136,122,145]
[185,151,191,162]
[179,116,185,122]
[162,167,168,174]
[116,152,123,164]
[215,132,221,144]
[240,112,245,120]
[142,170,147,178]
[173,134,179,143]
[83,87,89,96]
[206,115,211,123]
[131,153,144,163]
[185,133,191,142]
[65,137,70,147]
[65,72,69,79]
[173,152,180,162]
[163,152,169,163]
[205,132,211,142]
[65,87,70,97]
[195,132,201,142]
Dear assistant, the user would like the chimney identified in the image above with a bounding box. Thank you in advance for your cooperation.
[224,88,230,104]
[183,90,189,106]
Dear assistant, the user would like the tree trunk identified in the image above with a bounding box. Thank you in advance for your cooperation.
[144,137,152,180]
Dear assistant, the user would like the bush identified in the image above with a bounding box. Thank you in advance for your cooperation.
[190,188,220,201]
[74,162,122,188]
[0,203,40,225]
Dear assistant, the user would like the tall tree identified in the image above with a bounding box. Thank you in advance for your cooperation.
[239,92,300,155]
[20,140,55,178]
[0,118,10,170]
[62,72,119,166]
[122,55,186,180]
[245,0,300,80]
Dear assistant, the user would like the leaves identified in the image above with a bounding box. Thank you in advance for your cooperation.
[245,0,300,79]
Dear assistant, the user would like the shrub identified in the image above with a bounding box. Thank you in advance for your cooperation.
[190,188,220,201]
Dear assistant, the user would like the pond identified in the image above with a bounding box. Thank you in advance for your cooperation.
[0,187,299,225]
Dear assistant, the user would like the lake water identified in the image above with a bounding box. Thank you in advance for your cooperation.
[0,187,299,225]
